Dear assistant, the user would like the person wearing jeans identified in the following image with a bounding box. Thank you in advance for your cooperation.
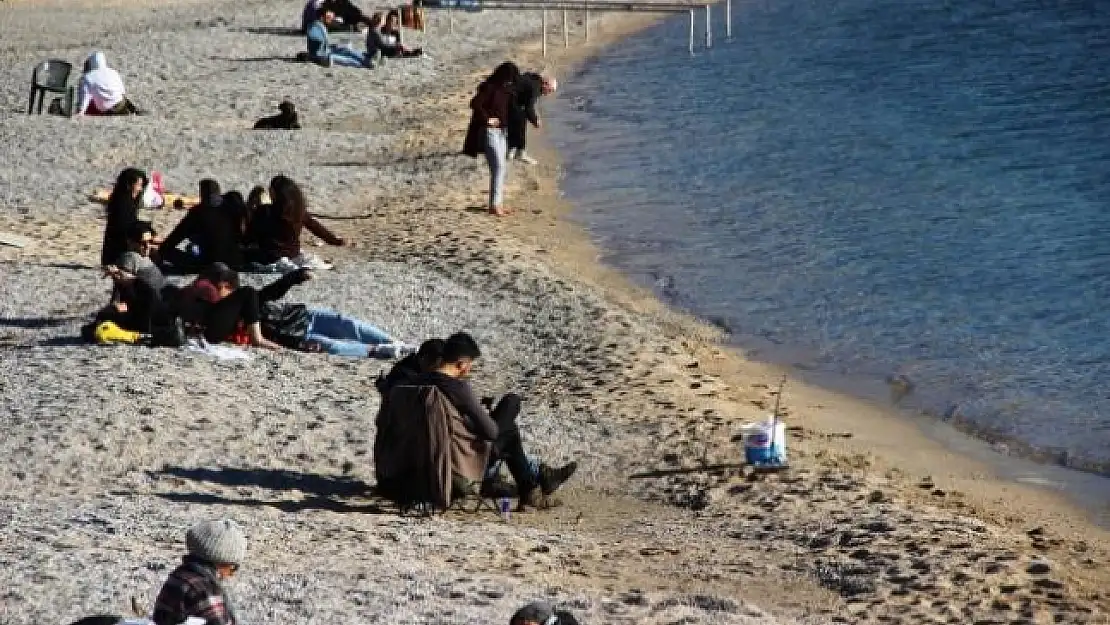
[462,62,521,216]
[485,127,509,212]
[303,308,402,357]
[306,11,369,68]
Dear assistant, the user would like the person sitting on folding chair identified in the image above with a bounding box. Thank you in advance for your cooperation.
[413,332,577,510]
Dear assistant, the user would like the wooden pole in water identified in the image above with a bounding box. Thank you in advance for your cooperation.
[705,4,711,48]
[725,0,731,39]
[584,2,590,40]
[688,9,694,55]
[542,10,548,56]
[563,10,569,48]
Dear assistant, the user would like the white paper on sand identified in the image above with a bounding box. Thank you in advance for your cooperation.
[185,337,252,361]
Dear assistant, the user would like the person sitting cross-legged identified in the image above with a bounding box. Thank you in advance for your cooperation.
[413,332,577,510]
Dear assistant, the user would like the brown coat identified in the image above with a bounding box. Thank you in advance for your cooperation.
[374,384,491,508]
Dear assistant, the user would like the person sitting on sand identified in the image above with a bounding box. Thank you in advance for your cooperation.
[152,519,247,625]
[369,10,423,59]
[100,168,149,267]
[249,175,345,270]
[375,337,445,397]
[305,10,369,68]
[156,179,245,272]
[76,52,140,117]
[413,332,577,509]
[462,62,520,217]
[508,72,557,165]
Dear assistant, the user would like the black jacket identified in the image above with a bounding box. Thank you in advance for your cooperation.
[511,72,544,126]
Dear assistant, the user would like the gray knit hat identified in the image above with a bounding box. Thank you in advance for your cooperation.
[186,519,247,565]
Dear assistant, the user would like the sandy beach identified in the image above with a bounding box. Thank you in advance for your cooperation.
[1,0,1108,624]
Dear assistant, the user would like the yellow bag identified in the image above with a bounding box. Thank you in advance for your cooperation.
[95,321,142,345]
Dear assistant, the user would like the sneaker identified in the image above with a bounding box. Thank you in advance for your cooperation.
[480,476,517,499]
[515,152,538,165]
[538,461,578,495]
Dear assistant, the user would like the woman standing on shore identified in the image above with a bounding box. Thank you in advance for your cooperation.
[463,62,521,216]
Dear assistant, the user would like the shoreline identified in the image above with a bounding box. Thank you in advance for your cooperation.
[1,1,1109,623]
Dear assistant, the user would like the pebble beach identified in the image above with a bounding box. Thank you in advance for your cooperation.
[1,0,1109,624]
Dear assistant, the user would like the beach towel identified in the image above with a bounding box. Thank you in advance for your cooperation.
[185,337,252,361]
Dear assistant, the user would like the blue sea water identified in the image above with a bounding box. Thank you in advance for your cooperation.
[549,0,1110,474]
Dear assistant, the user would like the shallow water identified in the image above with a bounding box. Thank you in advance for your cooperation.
[550,0,1110,474]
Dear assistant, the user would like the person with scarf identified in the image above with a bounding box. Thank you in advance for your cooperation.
[462,62,521,216]
[76,52,139,116]
[152,519,247,625]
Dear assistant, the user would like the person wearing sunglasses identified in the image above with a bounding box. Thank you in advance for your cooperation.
[152,519,247,625]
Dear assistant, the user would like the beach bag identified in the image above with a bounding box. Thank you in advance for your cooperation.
[94,321,143,345]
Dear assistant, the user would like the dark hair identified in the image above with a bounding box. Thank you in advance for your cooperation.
[368,11,383,27]
[269,175,307,226]
[201,262,239,289]
[199,179,222,207]
[416,338,446,372]
[108,168,148,210]
[385,8,400,23]
[487,61,520,86]
[247,186,268,210]
[222,191,248,234]
[442,332,481,364]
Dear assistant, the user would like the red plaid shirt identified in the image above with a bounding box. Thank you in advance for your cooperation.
[152,559,236,625]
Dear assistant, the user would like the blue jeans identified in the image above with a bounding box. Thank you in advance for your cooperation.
[304,308,393,357]
[330,45,368,67]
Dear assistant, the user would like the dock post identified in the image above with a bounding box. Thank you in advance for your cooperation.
[688,9,695,55]
[705,4,711,48]
[542,10,548,56]
[563,10,569,48]
[449,6,454,34]
[584,2,589,40]
[726,0,731,39]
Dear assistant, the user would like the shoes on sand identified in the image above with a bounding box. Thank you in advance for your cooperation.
[539,461,578,495]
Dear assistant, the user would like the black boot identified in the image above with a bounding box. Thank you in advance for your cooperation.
[538,461,578,495]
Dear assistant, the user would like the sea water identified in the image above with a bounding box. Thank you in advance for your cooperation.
[549,0,1110,475]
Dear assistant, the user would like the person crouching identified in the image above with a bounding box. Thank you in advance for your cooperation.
[152,519,247,625]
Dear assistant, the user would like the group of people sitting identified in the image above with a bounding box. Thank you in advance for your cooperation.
[91,168,406,358]
[302,5,423,69]
[101,168,345,275]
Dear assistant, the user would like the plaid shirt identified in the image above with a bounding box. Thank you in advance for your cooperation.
[152,558,236,625]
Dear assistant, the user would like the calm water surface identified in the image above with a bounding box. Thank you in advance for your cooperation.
[549,0,1110,474]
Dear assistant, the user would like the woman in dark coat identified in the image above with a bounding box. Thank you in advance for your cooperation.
[462,62,520,216]
[100,167,149,266]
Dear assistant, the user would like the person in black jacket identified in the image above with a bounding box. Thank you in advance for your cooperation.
[412,332,577,510]
[156,179,246,273]
[100,167,149,267]
[507,73,557,165]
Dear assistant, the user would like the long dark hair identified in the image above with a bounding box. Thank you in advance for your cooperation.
[269,175,307,226]
[486,61,520,86]
[223,190,248,234]
[107,168,148,212]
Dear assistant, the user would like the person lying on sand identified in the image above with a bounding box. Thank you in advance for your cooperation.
[76,52,141,117]
[412,332,577,509]
[304,10,369,68]
[152,519,247,625]
[156,179,246,273]
[182,263,412,357]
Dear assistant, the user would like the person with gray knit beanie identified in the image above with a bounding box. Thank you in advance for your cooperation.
[152,519,247,625]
